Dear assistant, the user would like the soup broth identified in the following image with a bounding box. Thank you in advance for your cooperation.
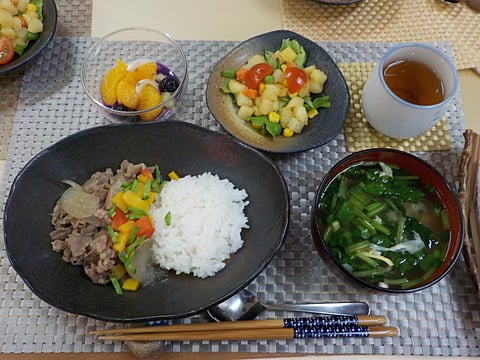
[318,161,449,290]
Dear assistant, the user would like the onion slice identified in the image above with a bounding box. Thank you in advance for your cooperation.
[59,180,100,219]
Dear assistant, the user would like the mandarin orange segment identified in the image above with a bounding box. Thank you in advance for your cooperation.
[137,84,163,122]
[116,79,138,109]
[124,62,157,84]
[100,59,128,106]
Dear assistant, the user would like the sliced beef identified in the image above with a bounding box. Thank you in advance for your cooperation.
[50,160,144,286]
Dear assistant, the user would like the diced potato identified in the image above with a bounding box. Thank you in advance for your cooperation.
[228,79,247,94]
[12,16,21,31]
[286,96,304,109]
[279,46,297,63]
[310,81,324,94]
[235,92,253,107]
[260,84,280,101]
[310,69,327,84]
[237,105,255,121]
[309,69,328,94]
[16,0,30,13]
[0,9,14,28]
[256,98,278,115]
[280,107,293,128]
[277,83,289,97]
[293,105,308,125]
[27,17,43,34]
[287,117,305,133]
[14,26,27,43]
[1,27,14,39]
[246,54,266,69]
[304,65,316,76]
[298,84,310,98]
[0,0,17,15]
[272,68,285,83]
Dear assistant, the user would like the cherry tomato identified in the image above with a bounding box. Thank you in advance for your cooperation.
[285,67,308,94]
[0,36,14,65]
[244,63,274,89]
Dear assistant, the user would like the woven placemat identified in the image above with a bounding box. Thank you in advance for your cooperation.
[0,0,92,160]
[281,0,480,70]
[339,62,453,152]
[0,38,477,356]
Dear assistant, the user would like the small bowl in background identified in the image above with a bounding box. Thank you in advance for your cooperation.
[311,148,464,293]
[0,0,57,75]
[81,27,188,123]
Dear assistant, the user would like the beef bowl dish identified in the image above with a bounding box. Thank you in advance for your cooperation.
[4,121,289,322]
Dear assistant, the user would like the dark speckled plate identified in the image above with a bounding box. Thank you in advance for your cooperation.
[0,0,57,75]
[4,121,289,323]
[206,30,350,154]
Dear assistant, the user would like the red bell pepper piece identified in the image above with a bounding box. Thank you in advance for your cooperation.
[111,208,128,231]
[135,216,155,239]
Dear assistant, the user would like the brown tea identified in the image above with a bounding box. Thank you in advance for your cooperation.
[382,59,445,106]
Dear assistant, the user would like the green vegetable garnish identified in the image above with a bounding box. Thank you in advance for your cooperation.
[164,211,172,226]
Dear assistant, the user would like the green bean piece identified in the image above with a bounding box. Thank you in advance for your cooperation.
[110,275,123,295]
[127,235,145,253]
[107,225,119,243]
[143,178,152,200]
[130,179,140,193]
[222,69,237,79]
[126,226,140,245]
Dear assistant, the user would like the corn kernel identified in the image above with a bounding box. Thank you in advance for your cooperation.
[280,64,287,72]
[26,3,37,13]
[283,128,294,138]
[307,108,319,118]
[268,112,280,123]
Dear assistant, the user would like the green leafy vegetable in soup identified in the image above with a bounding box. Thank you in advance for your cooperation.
[317,161,450,290]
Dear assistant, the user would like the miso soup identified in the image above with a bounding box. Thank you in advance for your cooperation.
[317,161,449,290]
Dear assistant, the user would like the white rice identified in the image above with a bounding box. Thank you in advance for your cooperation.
[150,172,249,278]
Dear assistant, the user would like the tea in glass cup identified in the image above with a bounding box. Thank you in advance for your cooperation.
[361,43,458,139]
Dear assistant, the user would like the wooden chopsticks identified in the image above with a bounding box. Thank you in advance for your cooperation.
[91,315,398,341]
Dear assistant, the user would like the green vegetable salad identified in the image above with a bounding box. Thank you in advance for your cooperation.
[221,39,330,138]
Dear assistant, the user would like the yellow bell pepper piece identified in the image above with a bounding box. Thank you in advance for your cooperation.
[113,231,129,253]
[168,171,180,180]
[118,220,135,234]
[132,182,145,198]
[122,190,149,211]
[122,278,140,291]
[137,173,150,184]
[112,191,128,213]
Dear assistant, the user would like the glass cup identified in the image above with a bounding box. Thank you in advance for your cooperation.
[361,43,458,139]
[81,27,188,123]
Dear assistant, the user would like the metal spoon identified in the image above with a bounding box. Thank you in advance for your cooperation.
[207,289,369,321]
